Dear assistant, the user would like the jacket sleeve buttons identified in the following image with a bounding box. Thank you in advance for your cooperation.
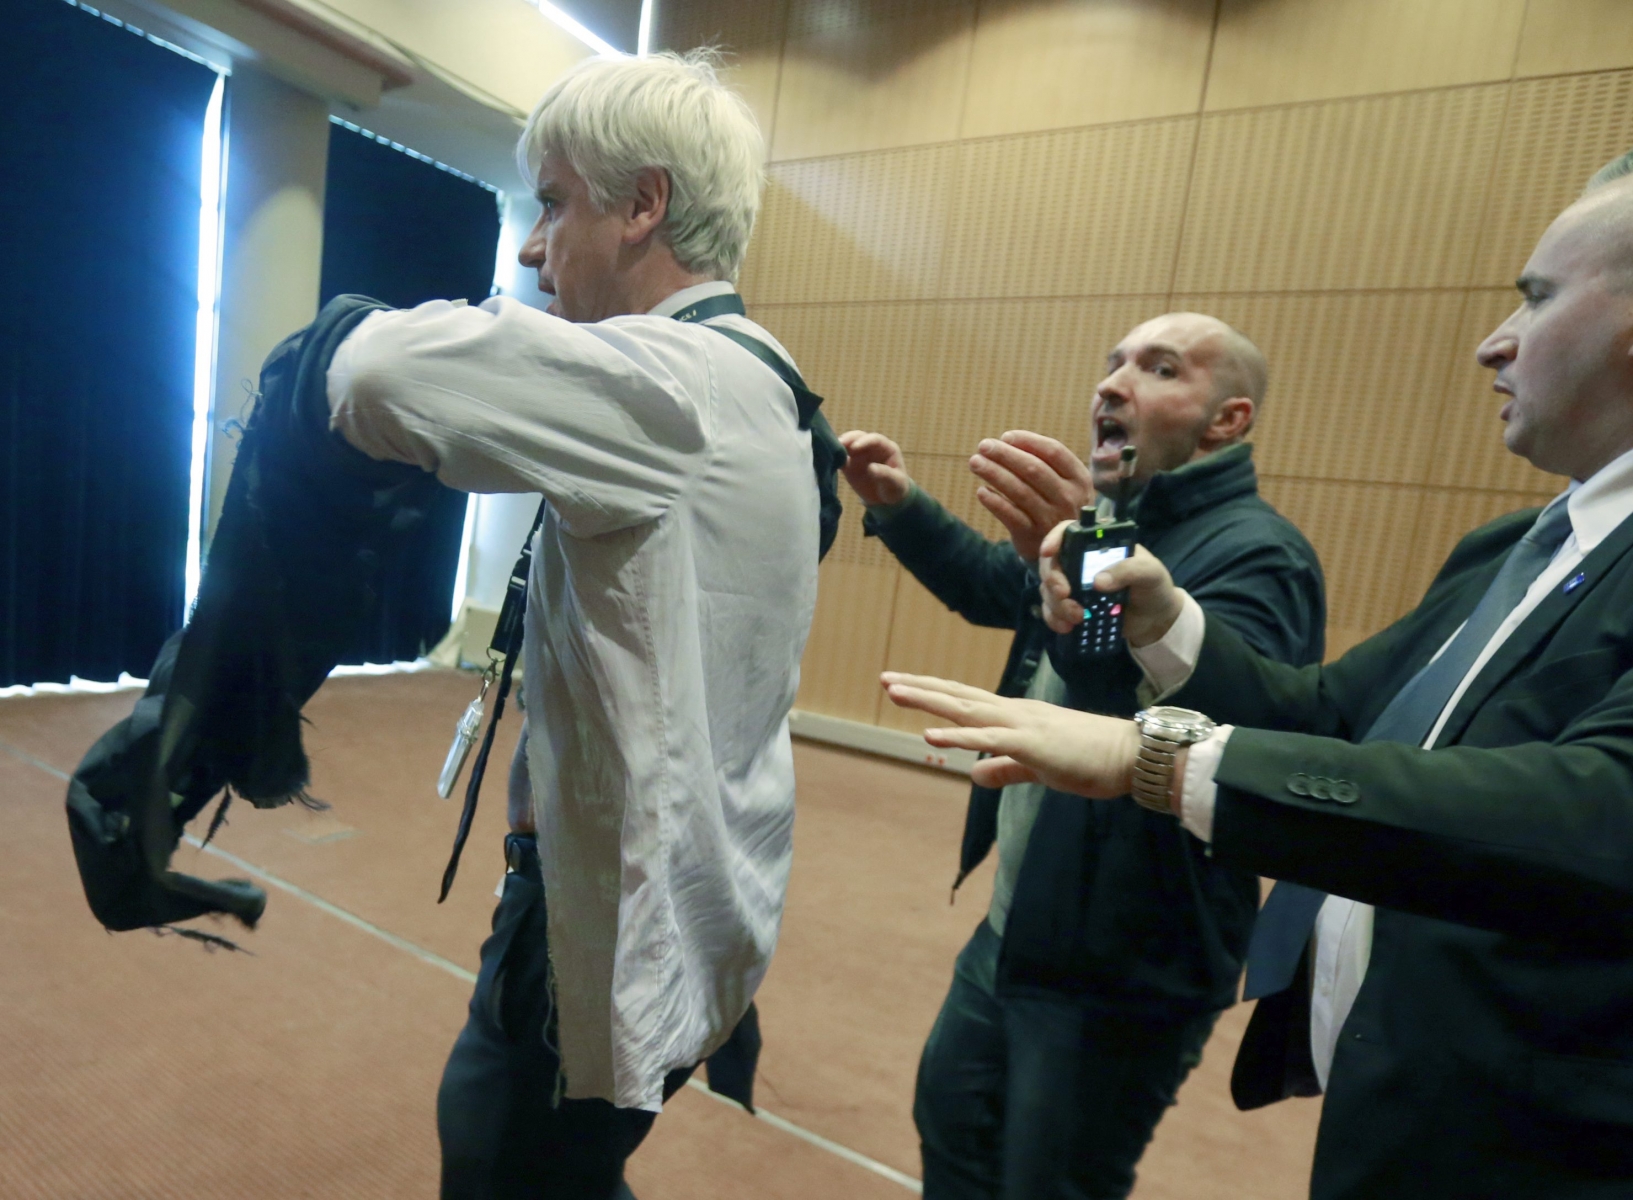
[1285,773,1360,804]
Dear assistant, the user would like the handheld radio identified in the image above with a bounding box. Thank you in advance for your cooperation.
[1057,447,1138,659]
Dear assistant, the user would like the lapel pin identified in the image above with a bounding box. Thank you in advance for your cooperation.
[1563,572,1586,595]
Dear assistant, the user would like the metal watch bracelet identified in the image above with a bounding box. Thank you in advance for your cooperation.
[1130,707,1216,815]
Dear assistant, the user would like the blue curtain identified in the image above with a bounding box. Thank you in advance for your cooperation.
[319,125,501,664]
[0,1,218,686]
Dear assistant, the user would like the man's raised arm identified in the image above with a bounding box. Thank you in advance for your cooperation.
[328,297,709,537]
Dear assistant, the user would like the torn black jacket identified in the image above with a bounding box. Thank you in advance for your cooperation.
[66,295,445,932]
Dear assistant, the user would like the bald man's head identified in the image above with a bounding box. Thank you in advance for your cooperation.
[1090,313,1268,492]
[1203,321,1270,423]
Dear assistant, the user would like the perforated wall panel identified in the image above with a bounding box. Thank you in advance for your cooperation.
[1467,71,1633,286]
[941,117,1196,299]
[750,147,960,304]
[1176,86,1509,294]
[1172,291,1470,485]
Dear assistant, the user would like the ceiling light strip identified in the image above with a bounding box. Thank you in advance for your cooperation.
[518,0,622,57]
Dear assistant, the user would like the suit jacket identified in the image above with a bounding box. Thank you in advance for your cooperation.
[1174,506,1633,1199]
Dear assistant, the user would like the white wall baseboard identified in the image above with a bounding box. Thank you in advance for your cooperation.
[789,709,975,777]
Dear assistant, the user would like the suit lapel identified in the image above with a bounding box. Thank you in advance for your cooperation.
[1436,513,1633,746]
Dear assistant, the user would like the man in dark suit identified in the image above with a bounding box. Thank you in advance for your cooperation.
[879,157,1633,1199]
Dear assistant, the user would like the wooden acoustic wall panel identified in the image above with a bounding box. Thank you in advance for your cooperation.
[786,0,976,34]
[654,0,788,144]
[750,300,943,466]
[898,449,1014,541]
[940,116,1196,299]
[1204,0,1525,111]
[748,147,959,304]
[910,295,1158,456]
[1396,485,1559,625]
[875,454,1017,732]
[1172,291,1468,486]
[1424,288,1566,495]
[773,4,976,161]
[1516,0,1633,77]
[796,560,902,723]
[1467,71,1633,287]
[1256,476,1426,658]
[960,0,1215,139]
[1176,85,1508,294]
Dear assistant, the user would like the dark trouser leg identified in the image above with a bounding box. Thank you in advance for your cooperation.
[915,921,1007,1200]
[437,849,691,1200]
[913,919,1219,1200]
[1002,1001,1218,1200]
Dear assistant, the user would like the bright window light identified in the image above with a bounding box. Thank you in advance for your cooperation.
[519,0,623,57]
[637,0,654,56]
[449,494,478,622]
[185,70,227,612]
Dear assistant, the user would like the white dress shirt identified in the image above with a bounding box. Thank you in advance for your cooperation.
[1134,443,1633,1089]
[327,283,818,1111]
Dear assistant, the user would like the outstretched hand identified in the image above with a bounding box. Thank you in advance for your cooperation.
[969,431,1093,561]
[1038,537,1186,648]
[880,672,1139,798]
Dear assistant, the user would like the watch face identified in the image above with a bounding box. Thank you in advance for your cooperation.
[1139,706,1216,740]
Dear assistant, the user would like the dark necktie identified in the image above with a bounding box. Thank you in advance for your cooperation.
[1242,500,1576,1000]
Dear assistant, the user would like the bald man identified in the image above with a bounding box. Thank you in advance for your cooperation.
[839,313,1325,1199]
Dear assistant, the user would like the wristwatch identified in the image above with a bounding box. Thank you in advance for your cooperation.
[1131,707,1217,815]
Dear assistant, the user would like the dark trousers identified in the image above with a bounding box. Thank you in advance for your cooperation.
[914,920,1217,1200]
[437,835,692,1199]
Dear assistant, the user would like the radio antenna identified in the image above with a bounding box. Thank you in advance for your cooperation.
[1112,446,1138,521]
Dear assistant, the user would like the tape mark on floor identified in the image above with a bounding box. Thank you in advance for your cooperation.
[686,1080,923,1192]
[0,737,71,781]
[2,735,922,1192]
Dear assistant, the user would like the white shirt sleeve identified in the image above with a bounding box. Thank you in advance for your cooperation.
[326,297,712,539]
[1127,589,1206,698]
[1178,726,1232,843]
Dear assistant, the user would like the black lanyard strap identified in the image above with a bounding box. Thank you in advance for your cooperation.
[438,499,544,902]
[673,293,823,430]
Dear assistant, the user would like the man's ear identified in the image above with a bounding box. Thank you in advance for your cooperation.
[623,166,671,247]
[1205,396,1255,446]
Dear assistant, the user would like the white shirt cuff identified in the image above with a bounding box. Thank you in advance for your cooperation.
[1128,590,1205,700]
[1179,726,1232,843]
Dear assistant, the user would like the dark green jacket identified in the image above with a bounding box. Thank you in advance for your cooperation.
[866,443,1325,1014]
[1177,503,1633,1200]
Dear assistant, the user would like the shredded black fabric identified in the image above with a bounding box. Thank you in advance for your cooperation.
[200,791,233,849]
[150,925,253,954]
[64,295,442,936]
[244,787,330,814]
